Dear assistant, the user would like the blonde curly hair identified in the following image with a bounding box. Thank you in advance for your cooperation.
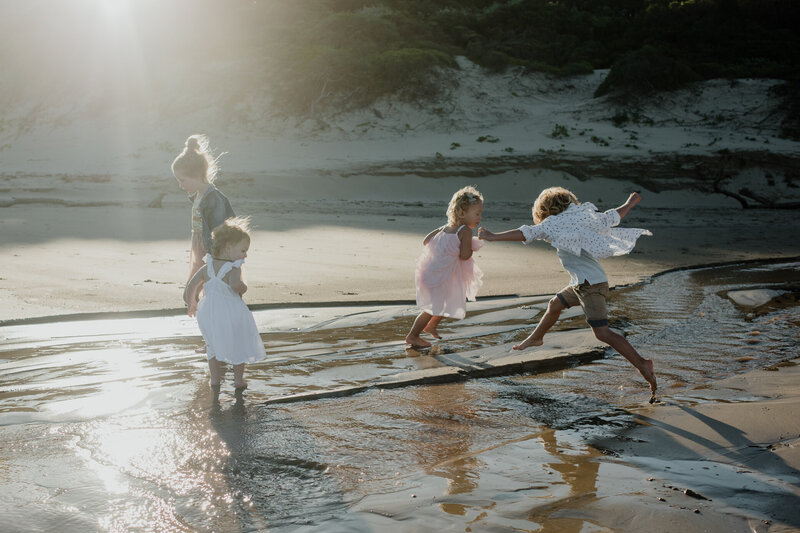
[532,187,579,224]
[210,216,251,258]
[446,185,484,226]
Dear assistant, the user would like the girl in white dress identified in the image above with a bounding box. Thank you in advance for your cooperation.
[479,188,657,398]
[184,217,266,389]
[405,186,484,348]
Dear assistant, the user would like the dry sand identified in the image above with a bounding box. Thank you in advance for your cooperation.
[2,170,799,323]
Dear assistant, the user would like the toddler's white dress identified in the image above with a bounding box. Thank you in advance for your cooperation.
[196,254,267,364]
[415,225,483,320]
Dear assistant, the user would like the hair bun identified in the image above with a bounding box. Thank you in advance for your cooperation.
[185,136,201,152]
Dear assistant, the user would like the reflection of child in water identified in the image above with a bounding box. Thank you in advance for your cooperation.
[479,188,657,397]
[184,217,266,390]
[405,186,484,349]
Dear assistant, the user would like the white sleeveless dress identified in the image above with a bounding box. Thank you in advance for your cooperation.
[414,225,483,320]
[196,254,267,364]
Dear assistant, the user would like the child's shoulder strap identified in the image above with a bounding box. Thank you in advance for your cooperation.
[204,254,217,277]
[216,259,244,280]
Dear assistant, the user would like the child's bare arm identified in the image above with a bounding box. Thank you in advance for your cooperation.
[227,267,248,296]
[422,226,443,245]
[184,267,206,316]
[478,228,525,242]
[458,226,474,260]
[616,192,642,220]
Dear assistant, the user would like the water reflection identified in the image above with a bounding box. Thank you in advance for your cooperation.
[533,428,602,533]
[411,383,481,516]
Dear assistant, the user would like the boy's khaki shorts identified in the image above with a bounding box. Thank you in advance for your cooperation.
[556,281,609,327]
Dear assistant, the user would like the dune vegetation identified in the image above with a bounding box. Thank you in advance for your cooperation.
[1,0,798,134]
[255,0,800,114]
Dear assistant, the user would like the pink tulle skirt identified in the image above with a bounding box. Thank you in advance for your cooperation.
[415,233,483,320]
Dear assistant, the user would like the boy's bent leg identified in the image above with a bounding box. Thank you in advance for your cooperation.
[514,296,567,350]
[592,326,657,394]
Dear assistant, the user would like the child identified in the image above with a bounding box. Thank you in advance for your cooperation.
[478,187,657,396]
[172,134,235,282]
[405,186,484,348]
[184,217,266,389]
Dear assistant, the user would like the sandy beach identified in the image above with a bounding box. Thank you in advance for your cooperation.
[2,167,799,323]
[2,60,800,530]
[3,63,799,322]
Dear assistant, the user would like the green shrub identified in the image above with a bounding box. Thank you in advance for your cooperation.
[772,80,800,140]
[612,112,629,127]
[595,46,699,97]
[551,124,569,138]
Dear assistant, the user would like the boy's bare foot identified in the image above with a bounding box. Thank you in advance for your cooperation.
[640,359,657,394]
[405,334,431,348]
[423,326,441,339]
[513,337,543,351]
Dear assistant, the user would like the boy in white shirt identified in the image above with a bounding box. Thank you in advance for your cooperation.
[479,187,657,399]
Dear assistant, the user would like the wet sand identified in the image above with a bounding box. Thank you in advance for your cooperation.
[1,261,799,531]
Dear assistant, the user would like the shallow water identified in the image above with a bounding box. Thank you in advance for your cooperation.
[1,260,798,532]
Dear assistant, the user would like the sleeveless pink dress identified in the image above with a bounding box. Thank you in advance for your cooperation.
[415,225,483,319]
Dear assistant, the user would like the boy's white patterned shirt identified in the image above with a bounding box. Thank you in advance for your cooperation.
[518,202,652,258]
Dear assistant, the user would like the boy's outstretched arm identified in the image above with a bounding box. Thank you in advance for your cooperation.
[616,192,642,220]
[478,228,525,242]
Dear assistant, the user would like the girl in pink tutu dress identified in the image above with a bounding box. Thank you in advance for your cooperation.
[405,186,484,348]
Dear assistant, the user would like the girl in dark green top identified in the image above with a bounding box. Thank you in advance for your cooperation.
[172,134,235,282]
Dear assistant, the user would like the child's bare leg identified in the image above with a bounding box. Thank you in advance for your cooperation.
[208,357,223,386]
[592,326,657,394]
[514,296,565,350]
[233,364,247,389]
[406,312,433,348]
[423,315,443,338]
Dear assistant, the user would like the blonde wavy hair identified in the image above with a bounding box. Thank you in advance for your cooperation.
[532,187,579,224]
[210,216,251,258]
[446,185,484,226]
[171,134,223,183]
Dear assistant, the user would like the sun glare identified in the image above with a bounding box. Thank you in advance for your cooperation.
[95,0,132,20]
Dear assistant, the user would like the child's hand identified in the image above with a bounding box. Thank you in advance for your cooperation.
[626,191,642,207]
[187,301,198,317]
[478,227,493,241]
